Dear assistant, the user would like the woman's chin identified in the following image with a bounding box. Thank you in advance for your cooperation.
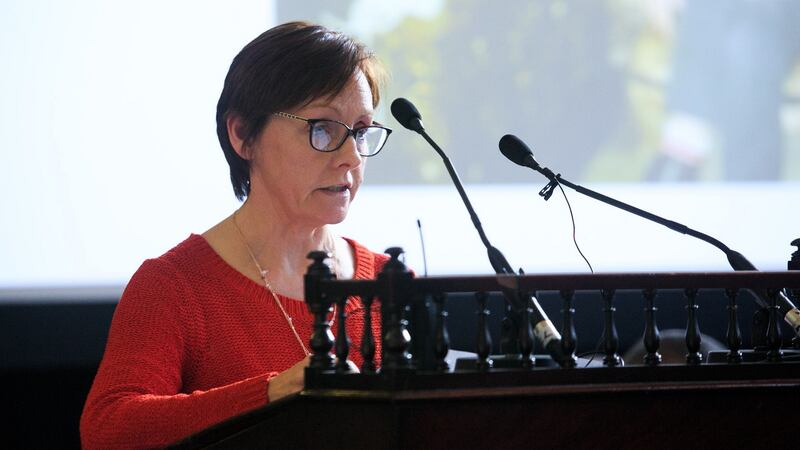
[314,207,350,226]
[310,195,351,225]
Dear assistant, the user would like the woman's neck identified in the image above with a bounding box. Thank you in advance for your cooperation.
[226,194,354,300]
[236,199,336,272]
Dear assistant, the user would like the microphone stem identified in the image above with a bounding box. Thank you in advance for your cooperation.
[554,175,733,255]
[419,129,501,267]
[419,130,569,363]
[551,174,791,312]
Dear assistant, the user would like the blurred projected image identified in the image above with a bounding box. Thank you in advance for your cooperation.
[279,0,800,184]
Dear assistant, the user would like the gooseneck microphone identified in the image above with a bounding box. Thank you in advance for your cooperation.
[499,133,800,337]
[392,98,566,365]
[392,99,507,270]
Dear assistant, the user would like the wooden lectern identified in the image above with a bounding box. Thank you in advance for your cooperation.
[173,251,800,449]
[173,362,798,449]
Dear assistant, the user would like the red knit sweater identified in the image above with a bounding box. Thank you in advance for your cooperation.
[80,234,387,449]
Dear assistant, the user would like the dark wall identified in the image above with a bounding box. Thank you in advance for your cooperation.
[2,301,117,449]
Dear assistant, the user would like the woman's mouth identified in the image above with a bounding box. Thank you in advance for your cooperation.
[317,184,352,197]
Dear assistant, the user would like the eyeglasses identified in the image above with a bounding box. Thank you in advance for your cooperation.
[273,112,392,157]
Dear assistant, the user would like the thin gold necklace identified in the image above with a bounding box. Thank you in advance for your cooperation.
[231,210,338,357]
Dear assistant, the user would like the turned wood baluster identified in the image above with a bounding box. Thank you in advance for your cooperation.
[380,247,412,371]
[766,289,783,362]
[560,290,577,368]
[475,291,493,371]
[305,251,335,371]
[360,295,376,374]
[601,289,622,367]
[643,288,662,366]
[519,292,535,369]
[790,239,800,349]
[433,293,450,372]
[725,288,742,363]
[335,295,351,373]
[792,288,800,305]
[684,288,702,365]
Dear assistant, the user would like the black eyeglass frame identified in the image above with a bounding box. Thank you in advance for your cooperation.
[273,111,392,157]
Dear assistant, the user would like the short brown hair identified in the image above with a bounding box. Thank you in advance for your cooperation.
[215,21,385,200]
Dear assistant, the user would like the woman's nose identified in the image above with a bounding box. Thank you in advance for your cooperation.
[335,134,363,168]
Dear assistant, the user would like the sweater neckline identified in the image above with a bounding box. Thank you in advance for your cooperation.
[184,233,374,316]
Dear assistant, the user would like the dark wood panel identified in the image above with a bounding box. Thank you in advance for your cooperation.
[173,363,800,450]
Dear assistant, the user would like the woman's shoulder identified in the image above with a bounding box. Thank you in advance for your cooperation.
[157,233,216,264]
[116,234,241,328]
[135,234,225,276]
[124,234,231,298]
[343,238,390,279]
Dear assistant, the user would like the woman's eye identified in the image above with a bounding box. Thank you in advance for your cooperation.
[312,121,332,133]
[311,125,332,148]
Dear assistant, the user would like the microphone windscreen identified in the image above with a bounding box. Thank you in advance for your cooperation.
[499,134,534,167]
[391,98,424,132]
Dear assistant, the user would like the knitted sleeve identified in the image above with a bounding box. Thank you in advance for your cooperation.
[80,259,275,449]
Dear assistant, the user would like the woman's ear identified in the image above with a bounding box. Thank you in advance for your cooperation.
[226,114,250,160]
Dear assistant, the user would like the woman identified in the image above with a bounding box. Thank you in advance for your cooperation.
[81,22,392,449]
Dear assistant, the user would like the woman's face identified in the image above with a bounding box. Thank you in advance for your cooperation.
[247,71,373,227]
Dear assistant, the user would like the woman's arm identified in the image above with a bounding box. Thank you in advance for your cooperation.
[79,259,287,449]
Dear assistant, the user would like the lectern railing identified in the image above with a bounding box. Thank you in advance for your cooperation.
[303,248,800,385]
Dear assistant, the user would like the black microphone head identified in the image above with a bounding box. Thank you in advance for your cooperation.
[499,134,535,167]
[391,98,425,133]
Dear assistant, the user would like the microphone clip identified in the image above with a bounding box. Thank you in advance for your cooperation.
[539,178,559,201]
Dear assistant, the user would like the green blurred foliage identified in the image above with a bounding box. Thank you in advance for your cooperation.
[278,0,800,183]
